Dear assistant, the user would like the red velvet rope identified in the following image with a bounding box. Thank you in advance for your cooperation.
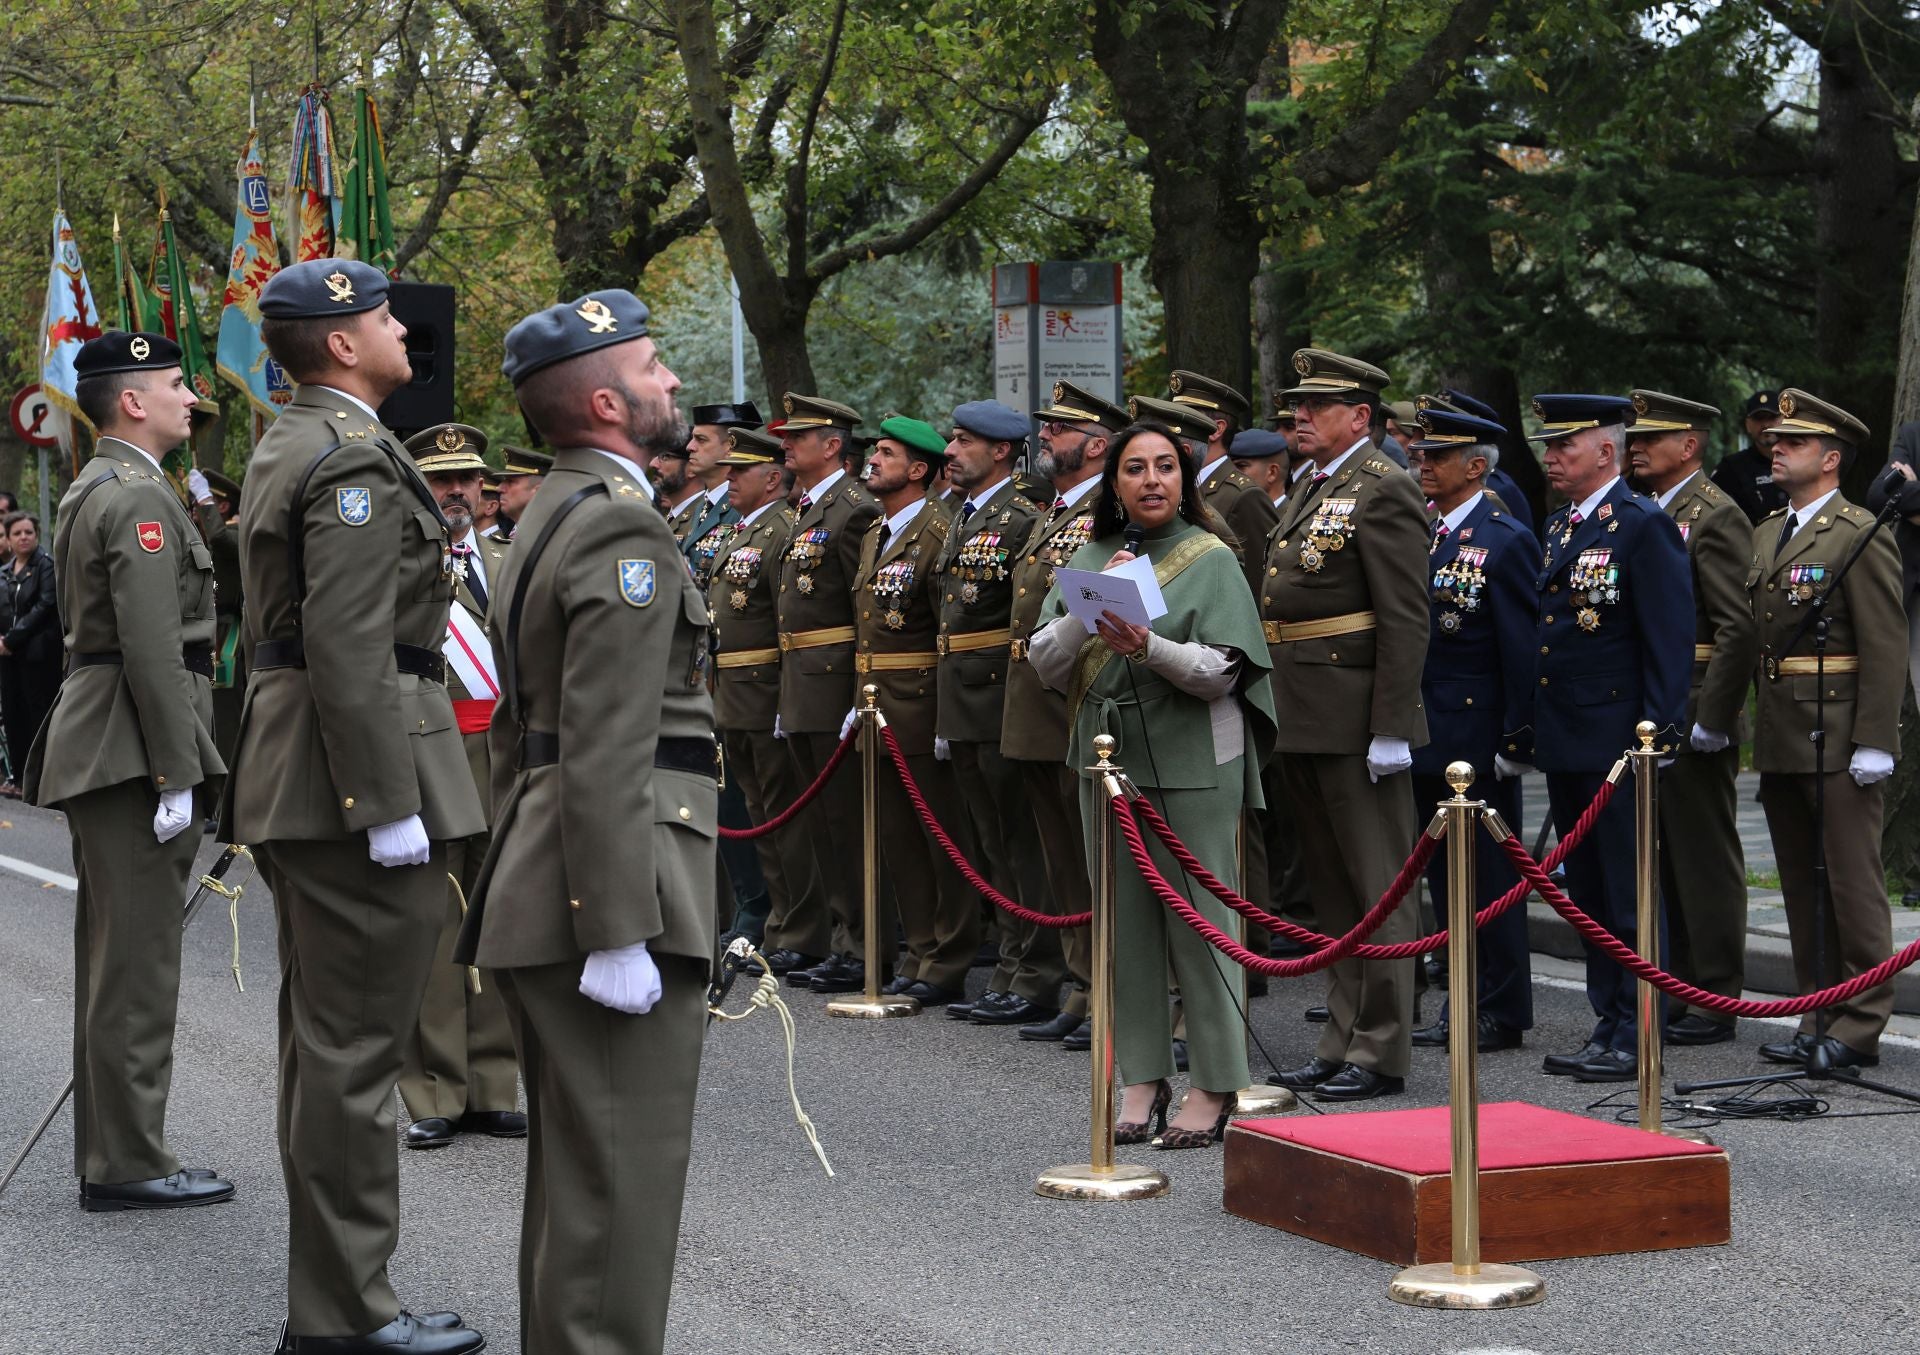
[715,726,857,840]
[879,725,1091,928]
[1499,835,1920,1017]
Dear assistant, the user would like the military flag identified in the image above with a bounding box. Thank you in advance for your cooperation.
[216,126,292,417]
[39,209,103,433]
[286,84,341,262]
[148,202,220,414]
[337,85,396,274]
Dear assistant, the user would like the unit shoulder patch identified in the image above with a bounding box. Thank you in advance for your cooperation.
[619,558,657,607]
[337,487,372,526]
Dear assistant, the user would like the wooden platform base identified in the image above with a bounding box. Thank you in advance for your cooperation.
[1224,1100,1730,1264]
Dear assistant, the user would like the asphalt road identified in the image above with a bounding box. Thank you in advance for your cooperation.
[3,799,1918,1355]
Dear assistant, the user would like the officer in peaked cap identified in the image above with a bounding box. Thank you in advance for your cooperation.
[1527,392,1691,1085]
[491,445,552,540]
[222,257,488,1354]
[24,330,230,1212]
[459,288,714,1355]
[1170,370,1281,591]
[1418,388,1534,532]
[1711,389,1791,524]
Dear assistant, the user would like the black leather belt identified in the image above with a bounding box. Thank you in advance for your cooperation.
[254,636,446,684]
[519,732,720,781]
[70,645,214,679]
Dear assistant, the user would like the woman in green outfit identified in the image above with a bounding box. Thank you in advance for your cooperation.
[1028,422,1277,1148]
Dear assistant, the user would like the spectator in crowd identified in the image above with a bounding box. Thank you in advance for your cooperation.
[0,511,59,796]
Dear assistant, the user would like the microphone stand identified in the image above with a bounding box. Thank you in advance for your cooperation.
[1678,475,1919,1109]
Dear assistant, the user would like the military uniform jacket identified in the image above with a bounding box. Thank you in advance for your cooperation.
[709,506,795,733]
[27,446,222,806]
[1748,494,1906,775]
[448,532,510,808]
[224,386,485,842]
[1003,493,1099,762]
[1662,471,1756,738]
[1203,460,1281,596]
[776,475,880,732]
[665,491,704,547]
[935,479,1042,743]
[1410,495,1539,776]
[196,500,244,622]
[1261,443,1431,755]
[852,499,949,753]
[1533,479,1692,773]
[683,491,741,591]
[460,448,716,971]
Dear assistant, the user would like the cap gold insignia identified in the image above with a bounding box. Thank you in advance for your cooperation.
[1052,381,1065,403]
[325,271,355,304]
[576,298,618,334]
[726,431,741,450]
[1759,394,1771,405]
[1778,394,1797,417]
[1416,394,1437,412]
[1292,352,1314,376]
[1126,397,1142,419]
[1531,398,1546,419]
[129,335,151,361]
[783,394,796,415]
[1169,374,1184,395]
[1632,394,1649,415]
[436,427,464,452]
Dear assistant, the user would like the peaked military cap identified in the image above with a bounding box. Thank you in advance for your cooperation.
[1270,405,1297,427]
[1036,379,1127,430]
[951,399,1030,443]
[259,258,390,319]
[1127,394,1217,445]
[719,425,784,466]
[1230,429,1288,460]
[75,330,182,378]
[1420,387,1502,424]
[877,415,948,461]
[1412,406,1507,451]
[1168,370,1251,425]
[497,446,553,478]
[481,477,502,496]
[202,468,242,506]
[1526,393,1636,442]
[1767,389,1869,446]
[690,400,764,429]
[1385,400,1419,427]
[1741,389,1778,419]
[503,290,651,385]
[780,393,861,430]
[405,422,491,474]
[1625,389,1721,436]
[1278,348,1390,402]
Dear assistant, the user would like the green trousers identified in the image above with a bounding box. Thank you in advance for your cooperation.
[1019,757,1093,1016]
[1659,744,1747,1022]
[955,739,1064,1003]
[723,726,813,942]
[67,778,202,1183]
[882,747,981,990]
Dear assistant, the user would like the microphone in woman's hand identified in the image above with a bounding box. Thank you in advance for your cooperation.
[1123,523,1145,556]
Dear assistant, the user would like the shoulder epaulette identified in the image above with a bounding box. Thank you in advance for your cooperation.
[1360,458,1392,476]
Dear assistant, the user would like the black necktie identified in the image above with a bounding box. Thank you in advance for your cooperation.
[455,543,486,613]
[877,523,892,553]
[1775,511,1797,557]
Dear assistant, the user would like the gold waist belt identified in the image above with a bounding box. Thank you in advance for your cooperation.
[1263,610,1377,644]
[938,628,1012,656]
[716,646,780,669]
[778,626,857,652]
[856,651,938,673]
[1694,644,1715,663]
[1771,655,1859,678]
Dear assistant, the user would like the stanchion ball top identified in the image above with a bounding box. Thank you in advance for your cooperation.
[1446,761,1476,795]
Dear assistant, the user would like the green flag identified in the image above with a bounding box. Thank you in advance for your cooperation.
[338,86,396,274]
[117,213,163,333]
[151,207,220,413]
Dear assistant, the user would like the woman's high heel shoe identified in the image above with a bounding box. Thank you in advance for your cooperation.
[1114,1080,1172,1145]
[1153,1092,1235,1150]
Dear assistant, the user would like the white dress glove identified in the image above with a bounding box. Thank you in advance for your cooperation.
[580,941,663,1014]
[1365,736,1412,784]
[773,714,786,741]
[187,468,213,504]
[1690,723,1731,753]
[153,787,194,843]
[839,707,858,742]
[1493,754,1534,780]
[1850,746,1895,787]
[934,736,952,762]
[367,814,431,867]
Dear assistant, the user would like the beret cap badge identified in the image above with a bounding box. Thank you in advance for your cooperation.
[325,272,356,304]
[576,298,618,334]
[129,335,151,361]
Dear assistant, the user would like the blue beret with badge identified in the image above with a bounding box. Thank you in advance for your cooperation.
[951,399,1030,444]
[75,330,182,378]
[259,258,390,319]
[1412,406,1507,451]
[1527,393,1636,443]
[1229,429,1288,459]
[503,289,652,386]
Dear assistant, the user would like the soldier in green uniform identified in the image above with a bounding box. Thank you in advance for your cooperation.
[936,400,1056,1027]
[491,445,551,542]
[192,467,246,768]
[851,416,976,1002]
[1624,390,1756,1045]
[1747,391,1906,1073]
[1261,349,1431,1102]
[225,259,486,1355]
[681,401,756,580]
[1169,370,1282,594]
[1006,381,1122,1042]
[710,428,811,949]
[26,331,230,1211]
[459,289,714,1355]
[394,423,524,1150]
[771,395,882,990]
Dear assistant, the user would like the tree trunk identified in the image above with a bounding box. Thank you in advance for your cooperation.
[1878,94,1920,898]
[1151,176,1260,391]
[752,285,819,402]
[1254,237,1310,418]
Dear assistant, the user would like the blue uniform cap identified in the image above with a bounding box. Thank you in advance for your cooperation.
[1230,428,1288,459]
[1412,406,1507,452]
[951,399,1030,443]
[503,290,652,386]
[1527,393,1636,443]
[259,259,390,319]
[1425,387,1501,423]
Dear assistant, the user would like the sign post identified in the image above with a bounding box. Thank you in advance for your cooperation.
[992,262,1123,423]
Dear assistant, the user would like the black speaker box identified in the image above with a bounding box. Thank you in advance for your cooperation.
[377,280,457,436]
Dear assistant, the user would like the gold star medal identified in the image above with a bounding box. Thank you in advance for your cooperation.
[729,588,748,611]
[1577,607,1600,633]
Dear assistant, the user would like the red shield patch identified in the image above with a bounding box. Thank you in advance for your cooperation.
[136,521,164,553]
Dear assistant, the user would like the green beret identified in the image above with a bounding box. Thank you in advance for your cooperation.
[877,416,948,460]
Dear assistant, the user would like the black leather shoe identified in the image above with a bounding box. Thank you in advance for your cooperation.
[1666,1014,1736,1046]
[953,990,1012,1021]
[1266,1056,1342,1089]
[764,949,821,977]
[810,955,868,994]
[1414,1015,1522,1052]
[1807,1035,1879,1072]
[1060,1020,1092,1050]
[80,1170,235,1211]
[1569,1048,1637,1083]
[1303,1004,1330,1024]
[404,1118,458,1150]
[881,973,918,995]
[1019,1010,1083,1041]
[902,981,961,1006]
[456,1110,527,1138]
[1759,1033,1816,1066]
[974,996,1057,1026]
[1542,1040,1607,1076]
[1312,1065,1405,1102]
[276,1310,484,1354]
[786,954,841,988]
[1172,1038,1189,1073]
[1411,1020,1449,1047]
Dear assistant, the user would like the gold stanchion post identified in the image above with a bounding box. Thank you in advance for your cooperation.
[1036,736,1170,1201]
[827,685,920,1019]
[1390,763,1545,1310]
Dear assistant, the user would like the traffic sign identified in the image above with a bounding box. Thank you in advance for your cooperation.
[9,386,57,449]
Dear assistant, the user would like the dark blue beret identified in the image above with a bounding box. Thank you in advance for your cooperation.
[259,259,389,319]
[503,290,652,386]
[1413,407,1507,451]
[1528,393,1636,443]
[1229,429,1288,459]
[951,399,1030,443]
[75,331,181,379]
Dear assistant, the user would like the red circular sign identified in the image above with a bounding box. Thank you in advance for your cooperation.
[10,385,57,449]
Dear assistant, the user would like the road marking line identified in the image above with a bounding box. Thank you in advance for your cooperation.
[0,851,76,891]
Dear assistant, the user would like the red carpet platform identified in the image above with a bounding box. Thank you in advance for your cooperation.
[1224,1101,1730,1264]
